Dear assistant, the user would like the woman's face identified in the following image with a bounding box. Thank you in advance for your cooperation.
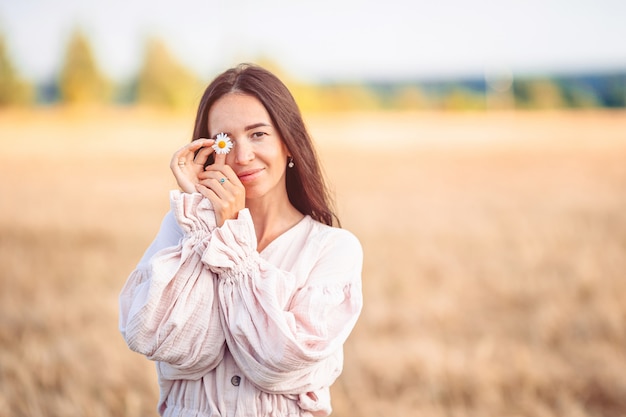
[208,93,290,202]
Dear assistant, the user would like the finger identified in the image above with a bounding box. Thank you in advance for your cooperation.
[203,164,241,188]
[172,139,213,164]
[170,151,188,172]
[194,146,214,167]
[213,151,227,167]
[197,179,231,205]
[189,138,214,150]
[195,183,219,202]
[170,155,196,194]
[180,138,213,156]
[195,184,230,227]
[184,139,214,162]
[198,171,231,189]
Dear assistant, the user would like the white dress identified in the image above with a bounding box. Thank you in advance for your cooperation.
[119,191,363,417]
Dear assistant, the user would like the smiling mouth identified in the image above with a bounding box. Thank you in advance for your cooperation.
[237,168,263,182]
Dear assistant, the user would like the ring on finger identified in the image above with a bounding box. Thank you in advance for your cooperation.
[219,177,227,184]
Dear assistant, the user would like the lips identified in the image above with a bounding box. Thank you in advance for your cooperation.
[237,168,264,183]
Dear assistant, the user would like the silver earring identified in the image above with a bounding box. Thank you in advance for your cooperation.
[288,157,295,168]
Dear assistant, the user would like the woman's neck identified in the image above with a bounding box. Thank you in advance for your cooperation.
[246,197,304,252]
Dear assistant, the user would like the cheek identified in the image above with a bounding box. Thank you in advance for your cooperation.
[269,149,288,169]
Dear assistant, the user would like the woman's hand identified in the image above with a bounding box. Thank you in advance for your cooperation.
[170,139,215,194]
[196,152,246,227]
[170,139,245,226]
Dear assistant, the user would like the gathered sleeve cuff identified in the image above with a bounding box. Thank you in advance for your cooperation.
[201,214,363,394]
[119,191,226,379]
[201,208,257,274]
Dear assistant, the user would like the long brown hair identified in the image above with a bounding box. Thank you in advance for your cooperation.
[192,63,339,227]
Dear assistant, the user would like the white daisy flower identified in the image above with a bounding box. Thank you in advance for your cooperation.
[212,132,233,154]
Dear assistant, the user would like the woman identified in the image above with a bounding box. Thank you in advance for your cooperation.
[119,64,363,417]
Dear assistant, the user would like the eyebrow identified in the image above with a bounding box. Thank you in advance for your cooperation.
[211,122,272,138]
[245,122,271,131]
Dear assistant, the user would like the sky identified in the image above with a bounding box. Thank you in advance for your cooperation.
[1,0,625,83]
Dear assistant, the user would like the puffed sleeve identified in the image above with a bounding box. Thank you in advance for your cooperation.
[202,210,363,394]
[119,191,226,379]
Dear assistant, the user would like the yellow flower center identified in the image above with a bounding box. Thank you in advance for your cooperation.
[218,141,226,148]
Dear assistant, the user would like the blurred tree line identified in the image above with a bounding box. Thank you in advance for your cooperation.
[1,29,625,112]
[2,29,202,110]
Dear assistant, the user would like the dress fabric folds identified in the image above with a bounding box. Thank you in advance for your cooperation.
[119,191,363,417]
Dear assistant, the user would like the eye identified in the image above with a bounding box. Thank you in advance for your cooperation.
[251,131,267,140]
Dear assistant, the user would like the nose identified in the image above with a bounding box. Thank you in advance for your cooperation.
[232,137,254,165]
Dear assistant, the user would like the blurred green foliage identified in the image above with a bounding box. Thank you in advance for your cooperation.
[135,38,202,110]
[58,30,111,105]
[515,79,562,109]
[0,29,624,111]
[0,35,33,106]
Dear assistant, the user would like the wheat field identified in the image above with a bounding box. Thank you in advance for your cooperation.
[1,108,625,417]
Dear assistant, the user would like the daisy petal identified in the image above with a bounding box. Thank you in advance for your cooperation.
[212,133,233,154]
